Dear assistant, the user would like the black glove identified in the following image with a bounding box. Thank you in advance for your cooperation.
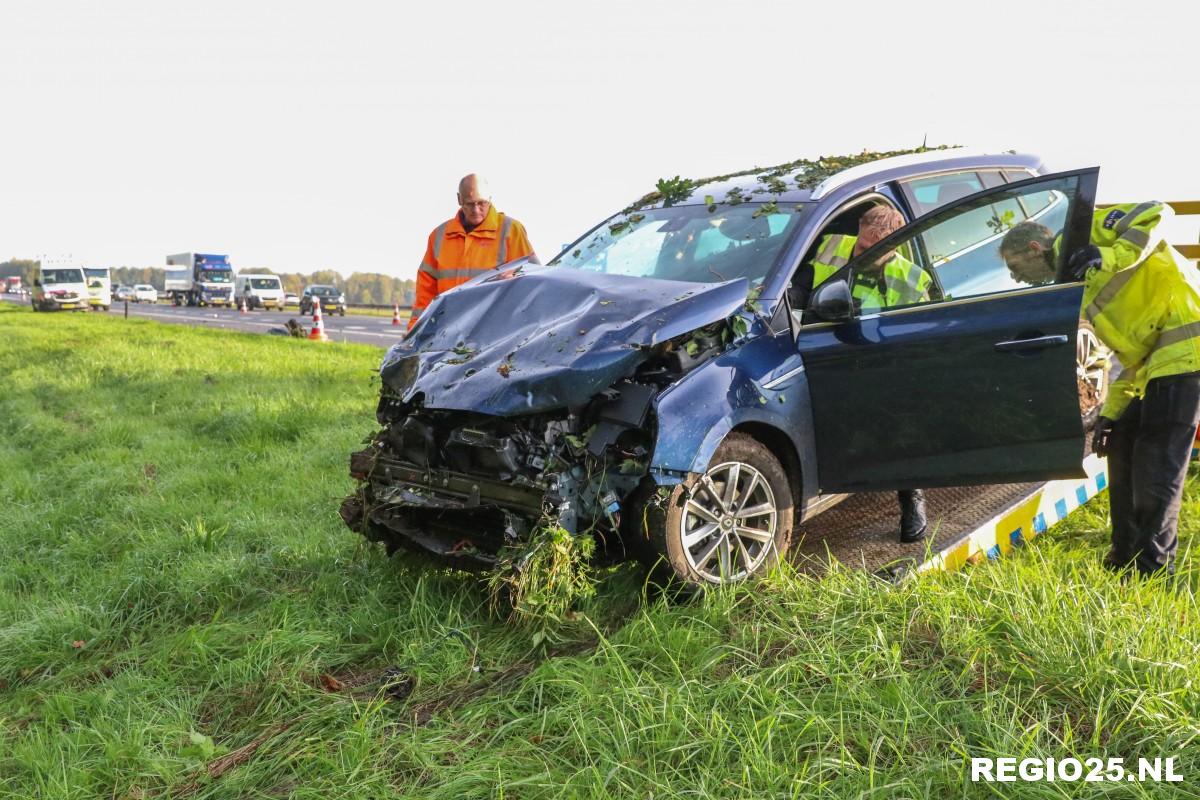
[1067,245,1102,281]
[1092,416,1115,457]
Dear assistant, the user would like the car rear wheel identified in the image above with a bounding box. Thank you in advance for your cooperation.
[647,433,794,587]
[1077,320,1111,428]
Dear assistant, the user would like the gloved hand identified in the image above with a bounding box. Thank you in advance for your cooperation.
[1092,416,1115,457]
[1068,245,1103,281]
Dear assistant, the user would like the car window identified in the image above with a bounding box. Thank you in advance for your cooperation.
[42,269,83,284]
[841,174,1082,313]
[552,203,803,286]
[903,171,984,215]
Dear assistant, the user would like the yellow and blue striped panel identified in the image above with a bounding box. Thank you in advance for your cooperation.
[915,454,1109,574]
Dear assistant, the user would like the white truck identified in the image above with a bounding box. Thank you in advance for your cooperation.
[164,253,235,307]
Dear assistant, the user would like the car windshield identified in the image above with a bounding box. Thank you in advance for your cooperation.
[136,285,154,291]
[84,269,108,280]
[249,278,279,289]
[551,203,804,285]
[42,269,83,284]
[311,286,338,296]
[200,271,231,283]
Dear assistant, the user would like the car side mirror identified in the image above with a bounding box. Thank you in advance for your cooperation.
[808,279,853,322]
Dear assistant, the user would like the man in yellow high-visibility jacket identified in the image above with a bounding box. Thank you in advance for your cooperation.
[1002,203,1200,578]
[809,205,933,312]
[809,205,934,542]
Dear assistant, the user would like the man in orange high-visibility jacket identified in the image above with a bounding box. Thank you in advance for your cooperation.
[409,174,537,331]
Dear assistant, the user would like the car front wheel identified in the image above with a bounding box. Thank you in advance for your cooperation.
[647,433,794,587]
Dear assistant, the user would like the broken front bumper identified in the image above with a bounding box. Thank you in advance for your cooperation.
[340,444,553,567]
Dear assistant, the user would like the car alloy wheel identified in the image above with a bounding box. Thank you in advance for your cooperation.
[679,461,778,582]
[1076,320,1111,424]
[647,433,794,587]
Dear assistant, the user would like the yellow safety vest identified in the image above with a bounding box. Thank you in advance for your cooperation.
[810,233,932,310]
[1079,202,1200,419]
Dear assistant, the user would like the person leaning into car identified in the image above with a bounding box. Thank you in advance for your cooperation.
[808,205,934,543]
[1001,203,1200,579]
[408,173,537,331]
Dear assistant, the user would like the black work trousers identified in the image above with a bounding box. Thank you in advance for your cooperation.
[1107,371,1200,576]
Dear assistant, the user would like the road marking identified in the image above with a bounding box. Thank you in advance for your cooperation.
[100,304,402,344]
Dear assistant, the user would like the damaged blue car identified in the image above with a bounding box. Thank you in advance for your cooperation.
[341,148,1106,586]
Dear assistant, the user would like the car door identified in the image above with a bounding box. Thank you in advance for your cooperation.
[797,168,1098,492]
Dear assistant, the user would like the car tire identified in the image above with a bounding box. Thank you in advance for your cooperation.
[642,433,794,588]
[1077,320,1111,429]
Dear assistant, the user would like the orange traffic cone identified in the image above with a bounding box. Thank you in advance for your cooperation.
[309,297,328,341]
[240,295,248,314]
[391,303,401,326]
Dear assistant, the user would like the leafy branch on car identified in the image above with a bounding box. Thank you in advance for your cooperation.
[620,144,960,214]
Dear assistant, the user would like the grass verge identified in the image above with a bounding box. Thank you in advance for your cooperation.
[1,303,1198,799]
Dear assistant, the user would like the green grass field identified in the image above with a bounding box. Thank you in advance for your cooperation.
[2,304,1198,799]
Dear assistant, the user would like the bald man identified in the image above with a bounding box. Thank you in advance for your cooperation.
[409,174,537,331]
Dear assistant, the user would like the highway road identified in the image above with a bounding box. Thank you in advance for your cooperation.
[2,294,405,347]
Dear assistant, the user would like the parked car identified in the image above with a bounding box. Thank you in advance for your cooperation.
[114,285,135,302]
[133,285,158,303]
[299,285,346,316]
[285,292,300,307]
[31,267,90,311]
[342,148,1109,587]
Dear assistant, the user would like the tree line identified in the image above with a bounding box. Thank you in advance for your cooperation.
[0,259,416,306]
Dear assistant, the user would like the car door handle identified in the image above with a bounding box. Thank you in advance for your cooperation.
[993,334,1070,353]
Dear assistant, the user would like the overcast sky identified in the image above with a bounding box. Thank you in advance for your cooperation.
[3,0,1198,276]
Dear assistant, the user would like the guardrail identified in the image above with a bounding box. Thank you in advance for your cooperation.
[1168,201,1200,260]
[345,303,414,312]
[131,297,414,312]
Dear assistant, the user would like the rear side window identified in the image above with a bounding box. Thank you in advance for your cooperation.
[904,172,984,215]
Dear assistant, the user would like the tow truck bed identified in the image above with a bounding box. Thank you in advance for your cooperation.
[794,454,1110,577]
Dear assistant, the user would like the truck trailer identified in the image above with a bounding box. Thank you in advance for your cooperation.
[164,253,235,307]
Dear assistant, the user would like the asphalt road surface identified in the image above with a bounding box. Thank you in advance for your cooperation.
[3,294,405,347]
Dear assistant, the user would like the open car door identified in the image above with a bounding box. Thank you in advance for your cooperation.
[797,168,1099,492]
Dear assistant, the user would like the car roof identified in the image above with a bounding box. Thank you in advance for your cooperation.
[621,148,1044,210]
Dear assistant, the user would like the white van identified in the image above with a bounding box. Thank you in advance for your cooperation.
[84,267,112,311]
[32,267,90,311]
[234,274,285,311]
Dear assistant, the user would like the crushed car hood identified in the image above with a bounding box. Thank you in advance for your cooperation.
[381,260,749,416]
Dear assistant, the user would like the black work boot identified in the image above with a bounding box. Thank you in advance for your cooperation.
[1102,548,1131,573]
[899,489,927,543]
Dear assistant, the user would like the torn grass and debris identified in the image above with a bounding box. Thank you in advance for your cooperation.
[486,523,597,631]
